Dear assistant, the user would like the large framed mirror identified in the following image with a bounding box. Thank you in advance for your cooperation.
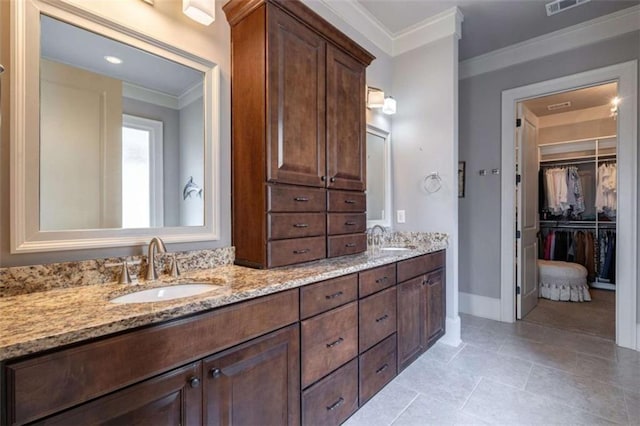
[366,125,391,228]
[10,0,220,253]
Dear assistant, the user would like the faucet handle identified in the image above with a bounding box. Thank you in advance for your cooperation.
[105,261,134,284]
[169,255,181,277]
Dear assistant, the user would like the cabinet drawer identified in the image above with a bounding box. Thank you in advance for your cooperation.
[327,233,366,258]
[359,287,397,352]
[267,184,326,212]
[397,250,445,282]
[301,274,358,319]
[359,264,396,298]
[359,334,397,404]
[302,358,358,426]
[327,213,366,235]
[327,190,365,212]
[268,213,326,240]
[301,302,358,388]
[268,236,326,267]
[5,289,299,425]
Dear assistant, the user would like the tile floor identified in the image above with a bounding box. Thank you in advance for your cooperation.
[345,314,640,426]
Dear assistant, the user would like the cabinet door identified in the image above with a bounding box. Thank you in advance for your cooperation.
[203,325,300,426]
[34,362,202,426]
[397,276,425,371]
[268,7,326,187]
[326,45,366,191]
[425,269,446,347]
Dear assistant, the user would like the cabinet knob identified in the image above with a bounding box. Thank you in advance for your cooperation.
[321,176,326,182]
[210,368,222,378]
[330,177,336,183]
[189,376,200,388]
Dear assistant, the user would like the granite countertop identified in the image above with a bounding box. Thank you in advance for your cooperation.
[0,241,447,362]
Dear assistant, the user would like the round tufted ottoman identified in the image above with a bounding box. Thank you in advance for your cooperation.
[537,260,591,302]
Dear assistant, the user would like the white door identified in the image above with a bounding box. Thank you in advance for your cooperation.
[516,104,540,319]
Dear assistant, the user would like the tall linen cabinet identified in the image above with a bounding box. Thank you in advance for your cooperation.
[224,0,374,268]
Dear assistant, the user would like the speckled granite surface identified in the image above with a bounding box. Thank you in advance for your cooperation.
[0,247,235,297]
[0,233,447,362]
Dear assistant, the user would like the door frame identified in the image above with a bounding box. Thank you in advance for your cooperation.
[499,60,638,350]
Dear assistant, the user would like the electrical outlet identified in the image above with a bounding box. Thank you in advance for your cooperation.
[396,210,406,223]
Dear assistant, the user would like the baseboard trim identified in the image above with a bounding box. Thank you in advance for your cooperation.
[439,315,462,347]
[459,292,501,321]
[637,323,640,351]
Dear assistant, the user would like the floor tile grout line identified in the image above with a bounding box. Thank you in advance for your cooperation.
[522,362,534,390]
[388,393,420,426]
[459,376,483,412]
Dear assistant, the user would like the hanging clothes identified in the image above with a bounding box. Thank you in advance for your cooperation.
[596,162,617,217]
[541,166,586,217]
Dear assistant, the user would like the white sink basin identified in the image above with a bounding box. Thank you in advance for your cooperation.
[110,284,219,304]
[380,247,410,251]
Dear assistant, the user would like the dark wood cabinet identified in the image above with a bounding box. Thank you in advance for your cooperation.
[267,6,326,188]
[326,45,367,191]
[224,0,374,268]
[203,325,300,426]
[396,251,446,371]
[34,362,203,426]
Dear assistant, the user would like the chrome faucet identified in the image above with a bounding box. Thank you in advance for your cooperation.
[146,237,167,281]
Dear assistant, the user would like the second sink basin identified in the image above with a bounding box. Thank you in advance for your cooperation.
[110,284,220,304]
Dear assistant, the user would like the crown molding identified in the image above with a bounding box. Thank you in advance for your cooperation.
[460,5,640,80]
[306,0,463,57]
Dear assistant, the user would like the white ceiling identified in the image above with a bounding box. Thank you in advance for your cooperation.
[523,82,617,116]
[353,0,639,60]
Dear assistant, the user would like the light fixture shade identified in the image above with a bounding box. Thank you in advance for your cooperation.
[367,87,385,109]
[382,96,396,115]
[183,0,215,26]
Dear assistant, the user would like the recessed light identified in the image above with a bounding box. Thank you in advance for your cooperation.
[104,56,123,65]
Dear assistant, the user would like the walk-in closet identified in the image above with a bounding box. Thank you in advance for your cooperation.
[516,82,618,340]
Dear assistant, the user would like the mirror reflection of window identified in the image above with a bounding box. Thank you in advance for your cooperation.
[121,115,164,229]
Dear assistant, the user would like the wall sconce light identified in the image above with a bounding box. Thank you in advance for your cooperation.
[183,0,215,26]
[382,96,396,115]
[366,86,385,109]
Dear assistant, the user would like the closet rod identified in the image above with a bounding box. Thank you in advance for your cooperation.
[540,154,616,167]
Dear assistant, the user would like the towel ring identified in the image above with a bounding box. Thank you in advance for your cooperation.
[423,172,442,193]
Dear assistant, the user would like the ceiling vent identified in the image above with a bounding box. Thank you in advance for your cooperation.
[547,101,572,111]
[545,0,591,16]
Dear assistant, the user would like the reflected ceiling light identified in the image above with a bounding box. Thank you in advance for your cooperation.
[610,96,620,118]
[366,86,385,109]
[382,97,396,115]
[104,56,123,64]
[183,0,215,26]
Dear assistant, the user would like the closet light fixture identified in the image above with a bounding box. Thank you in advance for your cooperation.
[610,96,620,118]
[183,0,215,26]
[382,96,396,115]
[366,86,385,109]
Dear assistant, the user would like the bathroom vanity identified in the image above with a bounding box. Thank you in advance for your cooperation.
[1,247,446,425]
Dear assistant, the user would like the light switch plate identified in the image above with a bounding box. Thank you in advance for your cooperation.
[397,210,406,223]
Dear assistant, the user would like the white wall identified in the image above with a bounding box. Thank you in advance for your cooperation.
[392,35,460,341]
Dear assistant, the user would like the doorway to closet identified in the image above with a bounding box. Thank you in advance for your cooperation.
[515,82,618,341]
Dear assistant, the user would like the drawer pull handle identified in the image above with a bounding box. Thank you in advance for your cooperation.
[189,376,201,388]
[345,243,356,248]
[325,291,343,300]
[326,397,344,411]
[326,337,344,348]
[423,279,432,286]
[375,314,389,323]
[210,368,222,379]
[345,221,357,226]
[293,223,309,228]
[344,199,356,204]
[293,249,310,254]
[375,363,389,374]
[375,276,388,283]
[294,197,309,202]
